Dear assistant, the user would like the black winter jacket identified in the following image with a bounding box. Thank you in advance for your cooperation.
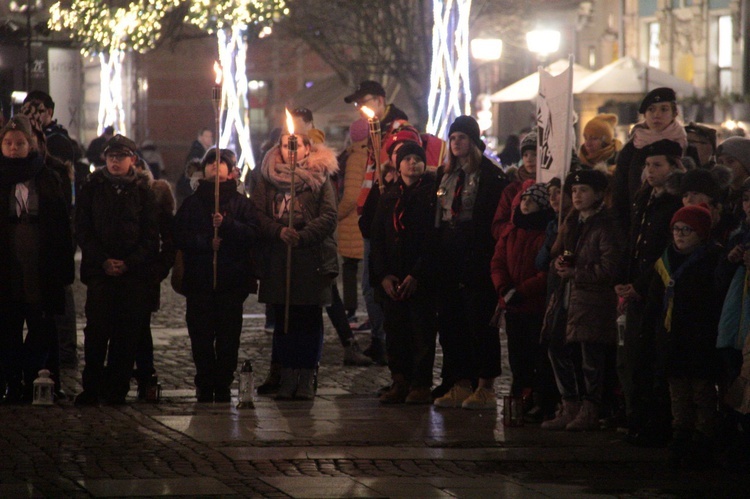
[174,180,259,295]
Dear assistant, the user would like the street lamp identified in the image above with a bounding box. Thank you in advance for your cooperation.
[526,29,561,64]
[470,38,502,134]
[471,38,503,61]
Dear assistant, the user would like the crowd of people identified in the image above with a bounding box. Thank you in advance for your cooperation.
[1,83,749,470]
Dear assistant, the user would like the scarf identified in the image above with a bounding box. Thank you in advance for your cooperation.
[578,139,621,168]
[512,206,554,231]
[194,179,238,210]
[102,166,137,192]
[516,164,535,183]
[392,176,425,237]
[0,153,44,187]
[630,120,688,151]
[261,147,328,194]
[654,244,708,332]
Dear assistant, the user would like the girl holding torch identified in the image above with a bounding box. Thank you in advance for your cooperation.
[252,111,339,400]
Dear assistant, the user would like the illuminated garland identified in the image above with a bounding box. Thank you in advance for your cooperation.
[187,0,288,33]
[48,1,181,55]
[426,0,472,138]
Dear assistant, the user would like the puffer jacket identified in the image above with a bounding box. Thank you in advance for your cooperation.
[557,207,624,344]
[337,139,367,259]
[253,142,339,306]
[75,168,159,285]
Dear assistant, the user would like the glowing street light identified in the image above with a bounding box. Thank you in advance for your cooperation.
[526,29,561,63]
[471,38,503,61]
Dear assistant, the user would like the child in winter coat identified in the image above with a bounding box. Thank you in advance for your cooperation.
[174,148,259,403]
[646,204,723,467]
[541,169,624,431]
[491,180,555,417]
[615,138,685,445]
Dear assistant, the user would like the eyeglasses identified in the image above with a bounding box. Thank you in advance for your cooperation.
[106,152,131,161]
[354,96,376,108]
[671,226,695,236]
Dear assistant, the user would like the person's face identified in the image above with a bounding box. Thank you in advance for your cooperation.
[522,149,536,173]
[199,130,214,149]
[718,154,749,189]
[280,134,310,164]
[687,132,714,166]
[519,195,540,215]
[644,102,676,132]
[355,94,385,119]
[1,130,31,158]
[644,155,673,188]
[450,132,471,159]
[584,134,604,154]
[399,154,425,185]
[682,191,712,207]
[742,190,750,221]
[672,222,702,252]
[204,160,230,181]
[548,185,562,213]
[571,184,601,212]
[105,150,135,177]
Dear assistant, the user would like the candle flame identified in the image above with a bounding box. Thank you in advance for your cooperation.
[213,61,222,85]
[285,108,295,135]
[360,105,375,119]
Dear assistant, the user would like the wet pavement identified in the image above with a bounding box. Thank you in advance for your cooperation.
[1,272,747,498]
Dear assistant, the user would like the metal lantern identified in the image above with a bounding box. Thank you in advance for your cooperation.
[32,369,55,406]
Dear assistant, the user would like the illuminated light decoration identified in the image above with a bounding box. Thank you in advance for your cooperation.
[98,51,127,135]
[186,0,289,180]
[427,0,472,139]
[48,1,182,56]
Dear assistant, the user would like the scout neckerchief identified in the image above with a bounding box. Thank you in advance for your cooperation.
[393,176,424,238]
[654,243,708,332]
[450,168,466,219]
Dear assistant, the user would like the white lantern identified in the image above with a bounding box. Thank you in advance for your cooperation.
[32,369,55,406]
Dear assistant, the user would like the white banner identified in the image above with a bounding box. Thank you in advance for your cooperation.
[536,57,575,184]
[48,48,82,141]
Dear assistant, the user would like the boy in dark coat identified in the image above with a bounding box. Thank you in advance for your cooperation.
[646,204,723,467]
[74,134,159,405]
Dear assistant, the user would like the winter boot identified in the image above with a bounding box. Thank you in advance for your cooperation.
[541,400,582,430]
[379,374,409,404]
[364,338,388,366]
[275,368,299,400]
[565,400,600,431]
[343,340,373,366]
[256,363,281,395]
[295,369,316,400]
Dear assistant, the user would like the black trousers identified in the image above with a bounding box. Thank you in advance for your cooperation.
[382,291,437,388]
[0,301,56,391]
[82,278,151,401]
[186,289,248,391]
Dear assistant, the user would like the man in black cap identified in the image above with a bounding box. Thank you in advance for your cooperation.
[74,134,159,405]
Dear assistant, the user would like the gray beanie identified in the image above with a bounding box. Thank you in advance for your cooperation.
[717,136,750,173]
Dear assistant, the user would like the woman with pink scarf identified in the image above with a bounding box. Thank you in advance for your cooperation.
[613,87,688,231]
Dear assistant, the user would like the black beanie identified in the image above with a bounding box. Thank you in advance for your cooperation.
[448,115,486,152]
[395,141,426,170]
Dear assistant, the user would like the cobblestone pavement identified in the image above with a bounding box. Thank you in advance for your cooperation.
[0,274,747,498]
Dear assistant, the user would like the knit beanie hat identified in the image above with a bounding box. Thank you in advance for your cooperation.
[395,141,426,170]
[717,136,750,174]
[0,114,34,143]
[349,119,369,142]
[583,113,617,143]
[520,130,538,154]
[448,115,486,152]
[679,168,722,201]
[385,125,422,155]
[521,181,551,210]
[671,203,712,241]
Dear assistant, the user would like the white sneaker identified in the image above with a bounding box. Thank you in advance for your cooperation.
[433,383,473,408]
[461,387,497,410]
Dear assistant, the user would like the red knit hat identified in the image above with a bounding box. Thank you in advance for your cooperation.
[670,203,712,241]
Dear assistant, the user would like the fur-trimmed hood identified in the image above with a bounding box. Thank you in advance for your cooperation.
[260,141,338,193]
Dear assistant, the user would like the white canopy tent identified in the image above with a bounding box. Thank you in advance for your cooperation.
[573,56,701,96]
[489,59,593,103]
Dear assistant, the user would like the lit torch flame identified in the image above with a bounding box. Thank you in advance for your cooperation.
[213,61,222,85]
[360,105,375,119]
[285,108,295,135]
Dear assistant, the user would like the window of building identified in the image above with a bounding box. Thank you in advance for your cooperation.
[648,22,660,68]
